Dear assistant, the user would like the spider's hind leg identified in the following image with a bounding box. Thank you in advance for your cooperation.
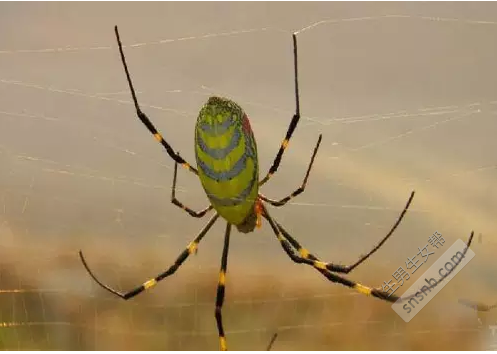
[263,204,474,303]
[262,206,394,301]
[266,191,415,274]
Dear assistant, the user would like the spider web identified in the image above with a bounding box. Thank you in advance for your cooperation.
[1,2,497,350]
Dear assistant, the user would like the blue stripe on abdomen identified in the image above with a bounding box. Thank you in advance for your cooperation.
[196,114,258,207]
[206,162,258,206]
[197,123,256,182]
[198,116,233,135]
[197,152,248,181]
[196,128,241,160]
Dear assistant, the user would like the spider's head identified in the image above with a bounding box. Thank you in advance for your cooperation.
[235,199,263,234]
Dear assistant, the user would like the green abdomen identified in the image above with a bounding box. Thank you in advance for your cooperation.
[195,114,259,226]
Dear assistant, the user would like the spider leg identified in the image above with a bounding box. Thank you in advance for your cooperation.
[171,156,213,218]
[79,213,219,300]
[262,205,393,300]
[382,230,474,303]
[269,191,415,273]
[114,26,197,175]
[260,33,306,186]
[215,223,232,351]
[266,333,279,351]
[259,134,321,207]
[262,204,474,303]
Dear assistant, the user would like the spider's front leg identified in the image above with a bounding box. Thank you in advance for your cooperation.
[114,26,197,175]
[259,34,303,187]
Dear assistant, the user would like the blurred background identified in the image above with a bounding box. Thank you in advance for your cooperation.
[0,1,496,350]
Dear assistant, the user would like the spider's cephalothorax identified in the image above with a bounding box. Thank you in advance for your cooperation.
[195,96,259,232]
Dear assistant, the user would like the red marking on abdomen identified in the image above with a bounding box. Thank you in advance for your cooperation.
[242,114,253,134]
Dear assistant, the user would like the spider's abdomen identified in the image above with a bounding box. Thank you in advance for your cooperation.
[195,96,259,226]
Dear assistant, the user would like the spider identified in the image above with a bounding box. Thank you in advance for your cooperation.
[79,26,475,351]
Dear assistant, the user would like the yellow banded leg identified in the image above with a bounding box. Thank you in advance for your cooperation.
[215,223,232,351]
[263,205,475,304]
[259,134,322,207]
[259,34,302,187]
[260,205,398,302]
[143,279,157,290]
[153,133,162,142]
[265,191,415,274]
[354,283,373,296]
[79,213,219,300]
[114,26,198,175]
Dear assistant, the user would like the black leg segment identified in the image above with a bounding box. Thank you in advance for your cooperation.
[171,157,213,218]
[215,223,232,351]
[260,33,305,186]
[79,213,219,300]
[260,134,322,206]
[114,26,197,175]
